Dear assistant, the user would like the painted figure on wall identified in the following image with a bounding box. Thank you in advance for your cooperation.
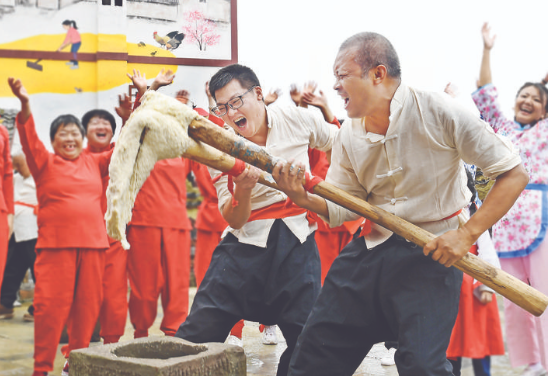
[57,20,81,70]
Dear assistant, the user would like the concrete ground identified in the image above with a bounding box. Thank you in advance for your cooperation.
[0,288,531,375]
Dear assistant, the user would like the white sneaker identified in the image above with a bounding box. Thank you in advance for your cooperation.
[61,360,69,376]
[262,325,278,345]
[226,335,243,347]
[380,347,396,366]
[522,363,547,376]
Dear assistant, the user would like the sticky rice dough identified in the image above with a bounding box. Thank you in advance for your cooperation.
[105,90,200,249]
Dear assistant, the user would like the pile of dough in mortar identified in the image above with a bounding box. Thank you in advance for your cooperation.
[105,90,201,249]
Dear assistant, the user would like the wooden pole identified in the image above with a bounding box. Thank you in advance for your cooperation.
[182,116,548,317]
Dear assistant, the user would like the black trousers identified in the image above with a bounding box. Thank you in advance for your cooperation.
[288,234,462,376]
[175,219,321,376]
[1,236,37,311]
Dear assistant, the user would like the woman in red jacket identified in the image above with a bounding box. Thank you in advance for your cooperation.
[8,77,113,376]
[0,122,13,302]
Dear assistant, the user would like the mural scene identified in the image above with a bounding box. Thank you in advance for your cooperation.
[0,0,234,145]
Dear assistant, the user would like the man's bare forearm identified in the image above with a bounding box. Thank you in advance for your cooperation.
[462,164,528,241]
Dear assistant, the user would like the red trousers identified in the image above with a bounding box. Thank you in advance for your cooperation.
[0,211,8,295]
[315,230,354,284]
[99,241,128,344]
[127,226,190,337]
[33,248,105,373]
[194,229,223,288]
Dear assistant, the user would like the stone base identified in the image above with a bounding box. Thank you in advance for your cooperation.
[70,336,246,376]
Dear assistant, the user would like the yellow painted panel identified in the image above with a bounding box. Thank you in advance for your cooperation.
[0,58,98,96]
[0,35,179,96]
[0,34,98,53]
[98,34,128,53]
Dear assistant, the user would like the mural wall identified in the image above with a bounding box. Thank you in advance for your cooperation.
[0,0,237,147]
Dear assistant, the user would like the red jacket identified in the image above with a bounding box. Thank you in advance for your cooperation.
[17,114,111,249]
[0,125,13,215]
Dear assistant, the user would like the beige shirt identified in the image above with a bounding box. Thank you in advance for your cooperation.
[212,103,339,247]
[324,83,521,249]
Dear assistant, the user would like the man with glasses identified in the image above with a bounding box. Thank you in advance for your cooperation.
[175,64,339,376]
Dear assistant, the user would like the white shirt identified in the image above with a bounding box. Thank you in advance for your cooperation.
[11,127,23,158]
[324,83,521,249]
[13,173,38,242]
[212,104,339,247]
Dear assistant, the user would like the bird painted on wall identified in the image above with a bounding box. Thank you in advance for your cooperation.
[153,31,185,50]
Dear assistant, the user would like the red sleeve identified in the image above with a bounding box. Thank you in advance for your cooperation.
[133,92,143,111]
[16,113,50,178]
[0,127,13,214]
[208,113,225,127]
[183,157,191,178]
[330,116,341,128]
[308,148,329,180]
[94,147,115,178]
[190,160,218,200]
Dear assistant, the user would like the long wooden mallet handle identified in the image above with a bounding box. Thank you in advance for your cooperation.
[186,117,548,317]
[180,134,278,189]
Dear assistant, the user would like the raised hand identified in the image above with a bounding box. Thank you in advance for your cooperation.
[149,68,175,91]
[127,69,148,96]
[443,82,458,99]
[289,83,302,107]
[205,81,213,99]
[8,77,29,103]
[303,80,318,94]
[264,88,282,106]
[176,90,190,105]
[302,90,328,109]
[205,81,216,109]
[481,22,496,50]
[8,77,31,122]
[115,93,133,123]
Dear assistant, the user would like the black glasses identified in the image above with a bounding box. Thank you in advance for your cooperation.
[211,86,257,117]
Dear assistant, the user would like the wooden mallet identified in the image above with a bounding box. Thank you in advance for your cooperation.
[185,115,548,318]
[106,90,547,317]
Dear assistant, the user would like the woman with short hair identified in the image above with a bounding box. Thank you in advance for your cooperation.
[8,77,113,376]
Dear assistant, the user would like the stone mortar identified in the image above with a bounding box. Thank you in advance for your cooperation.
[69,336,246,376]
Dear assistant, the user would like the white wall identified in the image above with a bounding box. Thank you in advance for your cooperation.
[4,0,547,148]
[235,0,549,120]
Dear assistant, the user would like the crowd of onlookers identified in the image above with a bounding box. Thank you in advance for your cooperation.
[0,23,547,376]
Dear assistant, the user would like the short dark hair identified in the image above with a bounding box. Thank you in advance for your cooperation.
[516,82,548,115]
[50,114,85,141]
[209,64,261,101]
[339,32,401,78]
[81,109,116,134]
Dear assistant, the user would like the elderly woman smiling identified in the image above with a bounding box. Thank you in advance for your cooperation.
[472,24,548,376]
[8,77,113,376]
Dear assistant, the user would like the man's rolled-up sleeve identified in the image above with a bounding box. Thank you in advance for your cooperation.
[445,99,522,180]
